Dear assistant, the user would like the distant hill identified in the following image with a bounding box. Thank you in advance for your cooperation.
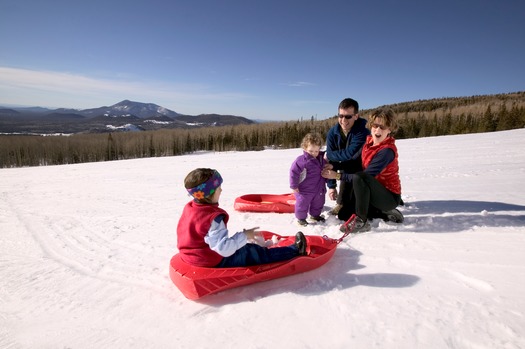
[41,112,86,121]
[175,113,254,126]
[79,100,182,119]
[0,100,255,134]
[362,91,525,117]
[0,108,20,115]
[89,113,141,122]
[357,91,525,138]
[1,93,523,136]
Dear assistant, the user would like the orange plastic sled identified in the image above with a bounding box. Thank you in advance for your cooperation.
[233,193,295,213]
[169,231,337,300]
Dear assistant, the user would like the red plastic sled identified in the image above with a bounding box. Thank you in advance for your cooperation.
[233,193,295,213]
[169,231,337,300]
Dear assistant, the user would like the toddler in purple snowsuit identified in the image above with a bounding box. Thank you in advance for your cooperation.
[290,133,328,226]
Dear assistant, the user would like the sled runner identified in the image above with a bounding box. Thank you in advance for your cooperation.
[233,193,295,213]
[169,230,348,300]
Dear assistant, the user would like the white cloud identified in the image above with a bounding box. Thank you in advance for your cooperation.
[0,66,252,110]
[284,81,316,87]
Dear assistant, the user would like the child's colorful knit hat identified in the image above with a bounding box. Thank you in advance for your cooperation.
[186,170,223,200]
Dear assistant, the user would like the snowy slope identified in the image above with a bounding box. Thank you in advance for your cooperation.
[1,129,525,348]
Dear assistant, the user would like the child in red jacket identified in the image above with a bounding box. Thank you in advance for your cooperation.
[177,168,307,267]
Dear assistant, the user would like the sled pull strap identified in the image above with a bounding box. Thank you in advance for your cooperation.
[324,214,357,244]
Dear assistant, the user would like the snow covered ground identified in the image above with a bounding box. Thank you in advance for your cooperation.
[1,129,525,348]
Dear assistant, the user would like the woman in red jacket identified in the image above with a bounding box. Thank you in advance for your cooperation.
[322,108,403,233]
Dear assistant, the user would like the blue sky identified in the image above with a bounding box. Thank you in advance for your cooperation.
[1,0,524,121]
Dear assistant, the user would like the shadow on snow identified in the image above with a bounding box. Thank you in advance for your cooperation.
[400,200,525,233]
[196,247,420,306]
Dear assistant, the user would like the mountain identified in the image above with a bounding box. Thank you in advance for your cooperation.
[0,108,20,115]
[0,100,255,134]
[79,100,182,119]
[175,113,254,126]
[6,106,53,113]
[41,112,86,121]
[89,113,141,122]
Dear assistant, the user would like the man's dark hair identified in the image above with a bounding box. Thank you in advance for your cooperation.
[338,98,359,113]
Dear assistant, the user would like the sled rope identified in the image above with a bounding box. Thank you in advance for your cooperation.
[323,214,357,244]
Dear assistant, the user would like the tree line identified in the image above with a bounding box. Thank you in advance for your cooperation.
[1,93,524,168]
[0,120,331,167]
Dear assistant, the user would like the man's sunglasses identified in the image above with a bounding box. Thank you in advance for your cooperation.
[338,114,355,119]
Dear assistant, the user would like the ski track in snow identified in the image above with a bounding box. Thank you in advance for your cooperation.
[3,188,172,295]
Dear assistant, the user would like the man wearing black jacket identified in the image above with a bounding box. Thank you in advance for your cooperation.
[325,98,370,219]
